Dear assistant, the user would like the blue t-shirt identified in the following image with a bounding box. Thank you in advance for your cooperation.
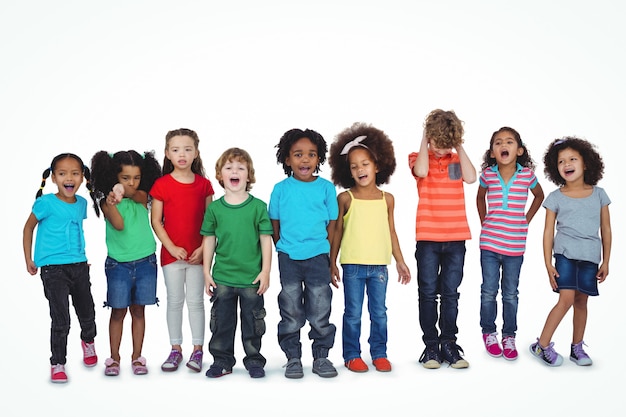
[32,193,88,267]
[268,176,338,260]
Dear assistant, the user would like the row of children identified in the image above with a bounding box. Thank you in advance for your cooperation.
[22,109,611,383]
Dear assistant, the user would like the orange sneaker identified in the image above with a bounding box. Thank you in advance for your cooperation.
[345,357,369,372]
[372,357,392,372]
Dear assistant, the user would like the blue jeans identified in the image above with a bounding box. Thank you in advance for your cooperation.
[341,264,388,362]
[479,249,523,337]
[277,252,336,360]
[415,241,466,346]
[209,285,266,370]
[40,262,97,365]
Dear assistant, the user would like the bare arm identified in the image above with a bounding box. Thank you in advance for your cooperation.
[525,183,544,224]
[543,208,558,290]
[150,198,188,261]
[23,213,38,275]
[597,204,612,282]
[254,234,272,295]
[271,219,280,246]
[455,143,477,184]
[412,130,430,178]
[386,193,411,284]
[330,192,349,288]
[202,235,217,296]
[187,195,214,264]
[101,192,124,231]
[476,185,487,224]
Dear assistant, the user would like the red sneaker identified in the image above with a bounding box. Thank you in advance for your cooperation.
[482,333,503,358]
[345,357,369,372]
[372,357,392,372]
[81,340,98,367]
[51,364,68,383]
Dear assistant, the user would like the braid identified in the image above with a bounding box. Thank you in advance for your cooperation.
[35,167,52,199]
[83,165,100,217]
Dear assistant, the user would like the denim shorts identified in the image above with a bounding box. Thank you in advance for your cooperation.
[105,254,158,308]
[554,254,599,296]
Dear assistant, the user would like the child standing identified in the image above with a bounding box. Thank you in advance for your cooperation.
[90,150,162,376]
[530,137,611,367]
[201,148,273,379]
[409,109,476,369]
[23,153,98,383]
[476,127,544,360]
[328,123,411,373]
[269,128,339,379]
[150,128,215,372]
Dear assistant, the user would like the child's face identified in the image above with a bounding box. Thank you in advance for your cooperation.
[117,164,141,198]
[490,132,523,166]
[557,147,585,184]
[51,157,83,203]
[348,147,378,188]
[165,135,198,171]
[219,158,249,193]
[286,137,319,182]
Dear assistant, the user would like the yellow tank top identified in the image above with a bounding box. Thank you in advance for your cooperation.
[339,190,392,265]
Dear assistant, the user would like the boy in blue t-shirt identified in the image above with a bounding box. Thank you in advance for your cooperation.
[269,128,339,379]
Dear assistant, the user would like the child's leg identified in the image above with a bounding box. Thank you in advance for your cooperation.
[208,285,238,370]
[479,249,502,335]
[239,287,267,369]
[500,254,523,338]
[109,308,127,361]
[365,265,389,360]
[41,265,72,365]
[162,261,186,350]
[185,264,205,349]
[342,264,367,361]
[69,262,97,344]
[129,305,146,361]
[415,241,443,347]
[438,241,465,343]
[572,291,589,344]
[277,253,306,359]
[303,254,336,360]
[538,289,575,347]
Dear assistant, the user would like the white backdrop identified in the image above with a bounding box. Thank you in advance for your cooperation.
[1,1,623,415]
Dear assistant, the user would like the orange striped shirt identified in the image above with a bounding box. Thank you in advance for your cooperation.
[408,151,471,242]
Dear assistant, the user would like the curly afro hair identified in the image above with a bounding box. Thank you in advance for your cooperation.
[329,122,396,189]
[543,136,604,187]
[424,109,464,149]
[480,126,536,172]
[275,128,327,176]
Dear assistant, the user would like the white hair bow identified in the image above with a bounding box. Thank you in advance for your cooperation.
[340,135,368,155]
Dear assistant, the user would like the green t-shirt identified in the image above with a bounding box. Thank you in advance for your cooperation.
[200,195,273,288]
[105,198,156,262]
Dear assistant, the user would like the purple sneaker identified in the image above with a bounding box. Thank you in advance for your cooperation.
[529,339,563,367]
[186,350,203,372]
[570,341,593,366]
[161,349,183,372]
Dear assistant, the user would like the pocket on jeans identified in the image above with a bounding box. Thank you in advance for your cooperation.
[253,307,266,336]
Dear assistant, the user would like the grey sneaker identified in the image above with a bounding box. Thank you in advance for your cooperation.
[284,358,304,379]
[312,358,338,378]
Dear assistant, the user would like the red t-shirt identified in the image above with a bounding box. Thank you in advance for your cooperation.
[150,173,214,266]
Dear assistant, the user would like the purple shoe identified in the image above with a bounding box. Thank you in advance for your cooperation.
[161,349,183,372]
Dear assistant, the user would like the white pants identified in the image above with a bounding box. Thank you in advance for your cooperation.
[162,261,205,346]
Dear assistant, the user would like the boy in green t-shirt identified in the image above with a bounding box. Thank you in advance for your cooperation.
[200,148,273,378]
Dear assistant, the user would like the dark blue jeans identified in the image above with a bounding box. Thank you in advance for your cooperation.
[277,252,336,360]
[479,249,523,337]
[415,241,466,346]
[40,262,97,365]
[208,285,266,370]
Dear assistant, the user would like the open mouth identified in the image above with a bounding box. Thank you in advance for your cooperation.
[229,178,240,186]
[64,184,75,191]
[500,150,509,158]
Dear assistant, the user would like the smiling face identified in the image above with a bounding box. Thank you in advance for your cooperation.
[51,157,84,202]
[218,157,249,193]
[348,147,378,188]
[285,137,320,182]
[116,164,141,198]
[490,131,523,166]
[165,135,198,172]
[557,147,585,184]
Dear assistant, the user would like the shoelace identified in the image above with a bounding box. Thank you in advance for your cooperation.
[485,333,499,347]
[503,337,516,350]
[542,342,559,362]
[83,343,96,357]
[52,364,65,373]
[572,341,590,359]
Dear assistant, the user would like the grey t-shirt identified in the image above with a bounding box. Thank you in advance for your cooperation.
[543,186,611,264]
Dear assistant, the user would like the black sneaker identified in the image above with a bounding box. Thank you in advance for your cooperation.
[440,341,469,369]
[205,364,232,378]
[419,345,441,369]
[284,358,304,379]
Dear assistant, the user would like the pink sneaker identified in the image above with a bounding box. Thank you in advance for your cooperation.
[502,336,518,360]
[51,364,68,383]
[81,340,98,367]
[482,333,503,357]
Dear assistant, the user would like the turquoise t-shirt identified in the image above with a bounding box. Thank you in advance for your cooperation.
[105,198,156,262]
[200,195,273,288]
[32,193,88,267]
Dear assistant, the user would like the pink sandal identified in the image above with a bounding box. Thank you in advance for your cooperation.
[104,358,120,376]
[132,357,148,375]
